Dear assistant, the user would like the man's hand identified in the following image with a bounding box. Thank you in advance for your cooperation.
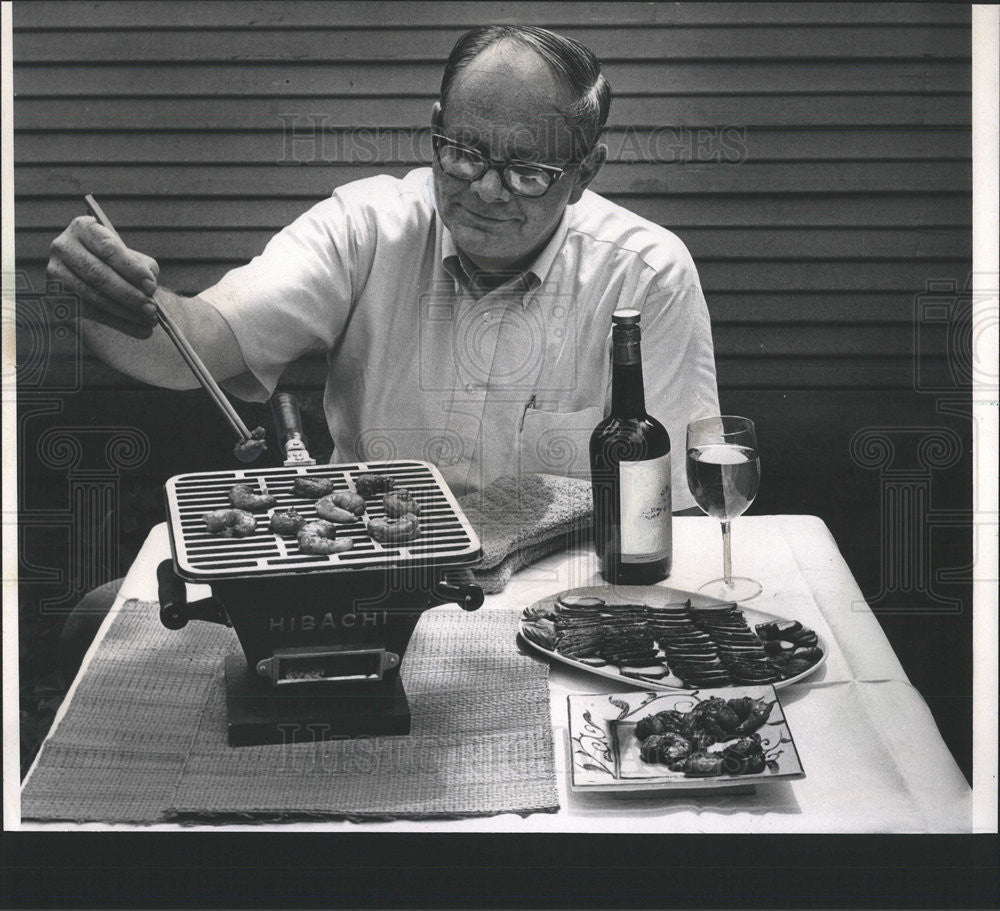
[47,215,161,339]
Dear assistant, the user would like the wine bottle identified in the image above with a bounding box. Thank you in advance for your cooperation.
[589,309,672,584]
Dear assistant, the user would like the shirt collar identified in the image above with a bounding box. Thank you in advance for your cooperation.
[430,173,571,306]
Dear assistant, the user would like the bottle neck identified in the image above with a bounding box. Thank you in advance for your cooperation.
[610,326,647,418]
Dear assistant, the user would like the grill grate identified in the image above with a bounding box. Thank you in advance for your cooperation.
[165,460,482,580]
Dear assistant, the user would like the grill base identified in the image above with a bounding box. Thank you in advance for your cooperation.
[161,460,484,748]
[224,654,410,746]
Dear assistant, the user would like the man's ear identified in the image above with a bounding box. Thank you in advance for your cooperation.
[431,102,443,130]
[567,142,607,205]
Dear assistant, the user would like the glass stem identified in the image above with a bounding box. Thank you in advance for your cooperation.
[720,520,733,585]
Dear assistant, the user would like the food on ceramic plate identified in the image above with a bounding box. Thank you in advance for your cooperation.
[269,508,305,535]
[315,491,367,524]
[520,595,824,688]
[668,737,768,777]
[754,620,824,677]
[635,694,773,745]
[354,472,396,498]
[519,617,557,649]
[297,520,354,555]
[233,425,267,463]
[665,601,775,686]
[227,482,277,511]
[383,489,421,518]
[368,514,421,543]
[202,508,256,537]
[638,731,693,765]
[634,695,776,776]
[291,475,339,499]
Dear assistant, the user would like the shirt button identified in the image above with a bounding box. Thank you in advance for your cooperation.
[482,312,493,322]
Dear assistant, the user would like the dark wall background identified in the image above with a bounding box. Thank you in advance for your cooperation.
[13,1,973,781]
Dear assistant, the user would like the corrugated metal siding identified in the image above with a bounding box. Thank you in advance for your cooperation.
[13,0,972,393]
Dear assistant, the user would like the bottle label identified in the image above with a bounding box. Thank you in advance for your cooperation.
[619,453,672,563]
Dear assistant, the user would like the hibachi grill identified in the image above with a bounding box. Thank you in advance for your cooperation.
[157,459,484,746]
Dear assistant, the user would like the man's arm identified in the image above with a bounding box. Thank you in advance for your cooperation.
[48,215,249,388]
[79,289,249,389]
[636,243,720,513]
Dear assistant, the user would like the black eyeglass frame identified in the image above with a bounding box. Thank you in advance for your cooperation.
[431,132,572,198]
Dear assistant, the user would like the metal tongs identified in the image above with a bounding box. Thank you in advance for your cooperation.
[84,195,266,463]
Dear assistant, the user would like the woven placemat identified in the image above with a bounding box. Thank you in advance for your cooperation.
[21,599,559,824]
[20,600,233,823]
[168,605,559,821]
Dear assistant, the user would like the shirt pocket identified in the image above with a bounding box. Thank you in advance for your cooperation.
[518,404,604,480]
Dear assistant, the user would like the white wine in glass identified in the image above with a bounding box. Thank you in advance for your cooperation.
[686,415,762,601]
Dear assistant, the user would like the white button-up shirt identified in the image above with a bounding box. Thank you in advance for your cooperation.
[202,168,719,507]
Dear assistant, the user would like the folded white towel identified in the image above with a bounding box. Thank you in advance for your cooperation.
[458,473,593,593]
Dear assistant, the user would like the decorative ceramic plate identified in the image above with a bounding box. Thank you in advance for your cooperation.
[567,686,805,793]
[519,584,827,692]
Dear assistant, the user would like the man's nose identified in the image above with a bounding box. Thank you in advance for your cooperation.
[470,167,510,204]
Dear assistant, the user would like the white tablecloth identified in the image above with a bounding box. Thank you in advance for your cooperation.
[20,516,974,832]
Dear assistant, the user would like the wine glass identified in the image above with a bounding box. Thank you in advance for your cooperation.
[686,415,762,601]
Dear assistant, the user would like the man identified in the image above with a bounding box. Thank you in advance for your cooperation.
[48,25,718,505]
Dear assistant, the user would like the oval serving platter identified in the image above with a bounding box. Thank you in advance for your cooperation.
[519,584,828,692]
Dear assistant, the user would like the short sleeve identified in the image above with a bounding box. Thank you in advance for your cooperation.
[639,244,720,511]
[199,189,373,400]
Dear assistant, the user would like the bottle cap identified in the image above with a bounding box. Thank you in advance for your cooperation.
[612,309,641,326]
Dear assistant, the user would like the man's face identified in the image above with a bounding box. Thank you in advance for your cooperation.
[432,43,603,272]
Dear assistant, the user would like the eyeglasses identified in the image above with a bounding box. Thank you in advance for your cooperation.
[431,132,568,198]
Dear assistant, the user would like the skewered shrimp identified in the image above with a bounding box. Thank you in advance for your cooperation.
[233,426,267,463]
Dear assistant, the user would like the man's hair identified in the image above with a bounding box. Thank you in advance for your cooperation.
[439,25,612,157]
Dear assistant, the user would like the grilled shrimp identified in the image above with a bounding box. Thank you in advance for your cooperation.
[233,426,267,463]
[202,508,256,537]
[269,508,305,535]
[292,476,338,499]
[228,482,277,511]
[316,492,365,524]
[354,473,395,498]
[368,513,420,543]
[297,520,354,555]
[383,489,421,518]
